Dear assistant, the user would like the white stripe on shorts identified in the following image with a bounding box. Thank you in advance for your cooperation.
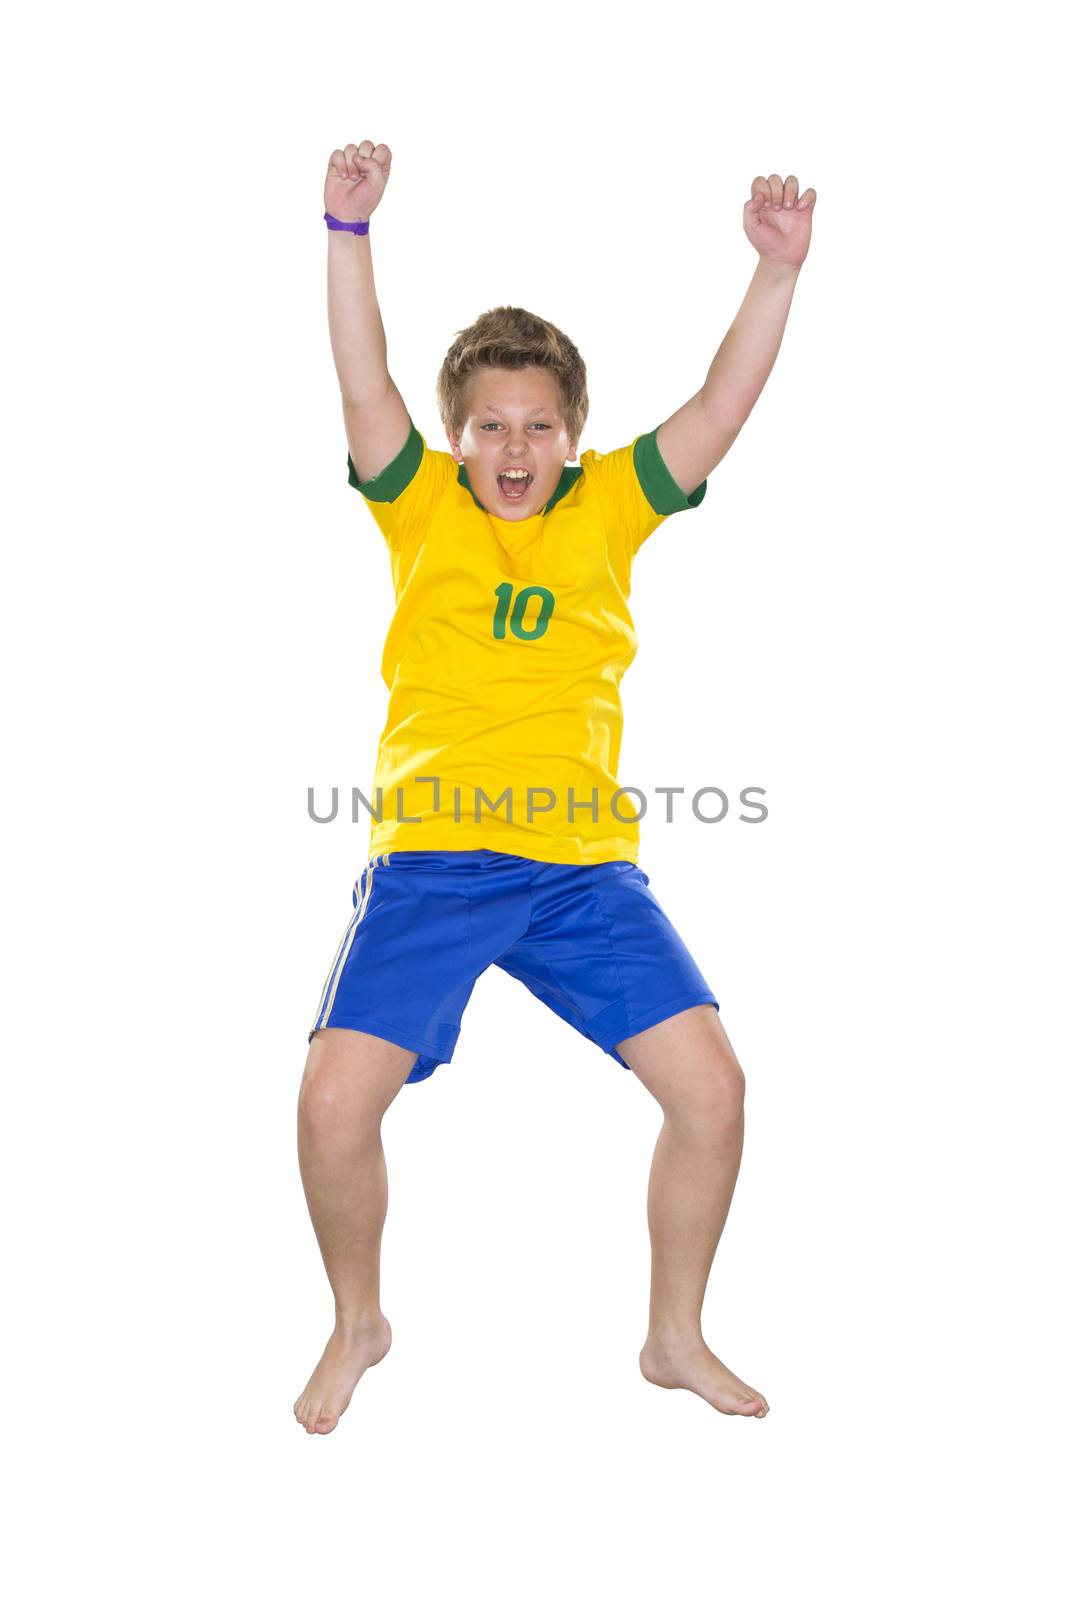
[312,856,381,1034]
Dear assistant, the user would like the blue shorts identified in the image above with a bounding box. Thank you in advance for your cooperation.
[309,850,719,1084]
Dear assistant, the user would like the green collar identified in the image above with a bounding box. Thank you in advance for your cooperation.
[458,464,583,516]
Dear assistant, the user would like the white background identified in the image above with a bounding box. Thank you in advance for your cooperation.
[4,1,1063,1594]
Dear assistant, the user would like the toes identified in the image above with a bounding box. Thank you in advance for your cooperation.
[296,1404,340,1434]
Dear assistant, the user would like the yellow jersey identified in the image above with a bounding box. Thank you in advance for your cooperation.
[348,419,707,865]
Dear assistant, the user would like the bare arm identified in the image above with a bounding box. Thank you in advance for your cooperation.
[325,140,410,483]
[657,173,817,500]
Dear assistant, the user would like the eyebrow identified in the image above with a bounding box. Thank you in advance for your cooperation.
[483,405,553,416]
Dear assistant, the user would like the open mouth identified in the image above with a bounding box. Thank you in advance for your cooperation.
[497,469,533,502]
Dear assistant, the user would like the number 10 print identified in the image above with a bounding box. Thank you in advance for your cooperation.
[492,582,556,641]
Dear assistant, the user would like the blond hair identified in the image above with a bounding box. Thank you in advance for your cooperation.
[436,305,589,446]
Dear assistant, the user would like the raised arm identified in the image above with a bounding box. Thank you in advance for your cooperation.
[656,172,817,499]
[325,139,410,484]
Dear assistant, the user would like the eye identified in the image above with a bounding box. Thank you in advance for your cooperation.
[480,421,552,431]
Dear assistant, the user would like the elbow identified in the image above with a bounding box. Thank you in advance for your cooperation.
[342,378,397,413]
[700,399,747,443]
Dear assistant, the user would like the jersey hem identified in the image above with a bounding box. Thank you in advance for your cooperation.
[367,829,640,867]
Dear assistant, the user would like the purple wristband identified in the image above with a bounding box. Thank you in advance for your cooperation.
[325,211,369,235]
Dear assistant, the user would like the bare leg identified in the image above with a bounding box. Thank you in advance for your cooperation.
[617,1005,769,1418]
[293,1027,417,1434]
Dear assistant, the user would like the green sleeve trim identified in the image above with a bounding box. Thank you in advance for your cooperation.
[633,428,708,513]
[347,417,423,502]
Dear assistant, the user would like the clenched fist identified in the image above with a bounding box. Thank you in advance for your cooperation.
[743,174,817,269]
[325,140,392,225]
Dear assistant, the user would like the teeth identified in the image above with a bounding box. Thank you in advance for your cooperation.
[502,469,529,479]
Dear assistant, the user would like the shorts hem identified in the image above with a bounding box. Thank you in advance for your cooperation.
[309,1014,457,1062]
[599,990,719,1053]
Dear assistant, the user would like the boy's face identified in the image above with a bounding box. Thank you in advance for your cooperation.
[448,366,579,520]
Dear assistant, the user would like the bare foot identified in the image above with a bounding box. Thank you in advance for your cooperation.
[640,1334,769,1417]
[294,1317,392,1434]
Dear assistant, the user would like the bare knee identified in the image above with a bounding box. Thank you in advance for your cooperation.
[666,1051,745,1130]
[298,1043,385,1145]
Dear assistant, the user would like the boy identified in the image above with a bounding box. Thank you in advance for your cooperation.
[295,139,815,1435]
